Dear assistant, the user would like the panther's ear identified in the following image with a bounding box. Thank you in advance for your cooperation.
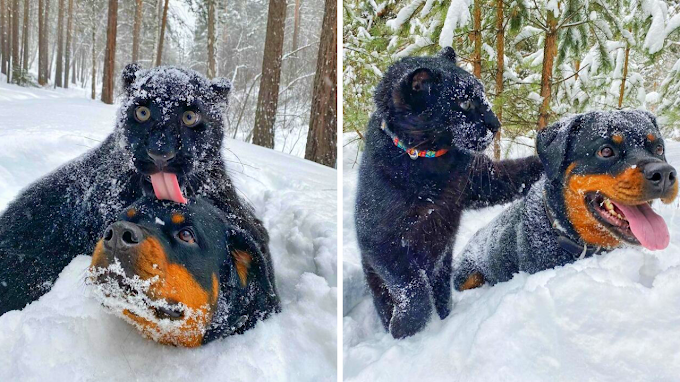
[439,46,457,64]
[122,63,141,92]
[393,68,438,111]
[536,115,584,181]
[210,78,232,102]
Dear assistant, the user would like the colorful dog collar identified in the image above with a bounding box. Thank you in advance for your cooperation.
[380,120,448,160]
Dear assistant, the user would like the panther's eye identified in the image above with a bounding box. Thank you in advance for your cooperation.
[460,100,472,111]
[177,228,196,244]
[655,144,664,156]
[182,111,201,127]
[598,146,615,158]
[134,106,151,122]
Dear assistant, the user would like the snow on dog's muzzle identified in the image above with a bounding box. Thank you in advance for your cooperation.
[88,223,218,347]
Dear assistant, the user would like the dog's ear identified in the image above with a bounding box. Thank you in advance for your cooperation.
[210,78,232,103]
[439,46,457,64]
[122,63,141,93]
[393,68,439,111]
[637,109,659,130]
[536,115,584,180]
[223,227,277,300]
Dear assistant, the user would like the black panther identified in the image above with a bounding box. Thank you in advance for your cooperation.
[89,196,280,347]
[454,110,677,292]
[0,64,268,315]
[355,47,544,338]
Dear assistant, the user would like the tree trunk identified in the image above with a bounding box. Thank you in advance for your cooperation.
[64,0,73,87]
[219,0,228,76]
[0,0,4,75]
[20,0,28,73]
[304,0,336,167]
[101,0,118,104]
[11,0,20,83]
[206,0,216,78]
[493,0,503,160]
[37,0,47,85]
[472,0,482,78]
[155,0,169,66]
[55,0,64,87]
[574,60,580,81]
[252,0,287,148]
[537,10,557,130]
[131,0,142,62]
[91,17,95,99]
[292,0,301,52]
[618,44,630,109]
[45,0,50,80]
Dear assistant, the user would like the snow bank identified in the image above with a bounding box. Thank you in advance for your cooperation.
[0,81,337,381]
[343,133,680,381]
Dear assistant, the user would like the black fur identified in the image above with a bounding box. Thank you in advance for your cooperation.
[355,47,544,338]
[0,65,267,315]
[92,196,280,344]
[454,110,676,290]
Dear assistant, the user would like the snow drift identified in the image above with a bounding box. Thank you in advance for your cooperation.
[0,81,337,381]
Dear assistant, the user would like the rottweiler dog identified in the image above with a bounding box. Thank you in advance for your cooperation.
[89,196,280,347]
[455,110,677,291]
[355,47,543,338]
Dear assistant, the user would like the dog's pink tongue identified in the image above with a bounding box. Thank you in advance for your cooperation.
[612,202,669,250]
[150,172,187,204]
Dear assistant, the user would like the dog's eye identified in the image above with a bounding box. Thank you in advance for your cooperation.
[598,146,615,158]
[460,100,472,111]
[177,228,196,244]
[655,144,664,156]
[182,111,201,127]
[134,106,151,122]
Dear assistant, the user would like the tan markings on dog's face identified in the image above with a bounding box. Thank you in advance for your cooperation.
[564,163,651,247]
[459,272,484,291]
[232,249,252,287]
[126,208,137,218]
[90,240,109,269]
[612,134,623,144]
[662,181,679,204]
[171,213,185,224]
[114,237,216,348]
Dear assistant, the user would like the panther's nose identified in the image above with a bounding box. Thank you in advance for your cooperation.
[643,162,677,194]
[148,151,176,168]
[484,111,501,134]
[103,221,143,250]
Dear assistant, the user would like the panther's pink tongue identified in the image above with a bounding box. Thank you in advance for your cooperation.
[612,201,669,250]
[150,172,187,204]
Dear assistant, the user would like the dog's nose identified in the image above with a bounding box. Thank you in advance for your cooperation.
[103,221,143,249]
[643,162,677,194]
[148,151,176,168]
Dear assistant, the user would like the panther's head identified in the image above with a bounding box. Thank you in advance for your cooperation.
[374,47,500,153]
[117,64,232,203]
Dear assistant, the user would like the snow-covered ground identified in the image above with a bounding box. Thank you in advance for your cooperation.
[0,80,337,381]
[343,132,680,381]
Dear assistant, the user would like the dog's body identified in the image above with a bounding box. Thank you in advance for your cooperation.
[355,47,543,338]
[89,196,280,347]
[455,110,678,291]
[0,65,267,315]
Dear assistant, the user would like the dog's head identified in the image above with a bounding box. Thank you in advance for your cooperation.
[118,64,231,203]
[89,196,274,347]
[537,110,677,250]
[374,47,500,153]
